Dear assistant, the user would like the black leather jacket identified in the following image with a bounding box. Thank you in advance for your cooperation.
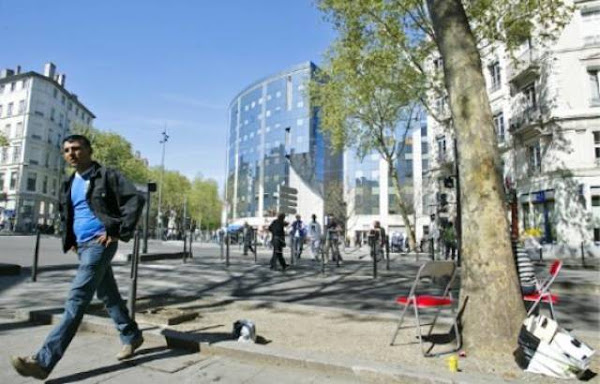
[59,161,145,253]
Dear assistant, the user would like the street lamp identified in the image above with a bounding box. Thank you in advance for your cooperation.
[157,128,169,239]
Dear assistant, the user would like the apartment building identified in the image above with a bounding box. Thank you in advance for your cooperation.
[427,0,600,248]
[0,62,95,231]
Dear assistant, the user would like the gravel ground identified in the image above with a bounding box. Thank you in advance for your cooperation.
[123,296,600,383]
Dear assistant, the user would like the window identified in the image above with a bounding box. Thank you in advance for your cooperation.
[18,100,25,114]
[68,102,72,111]
[53,88,58,98]
[528,141,542,174]
[3,124,10,138]
[21,79,28,89]
[489,62,501,91]
[0,172,4,190]
[0,147,7,164]
[12,145,21,163]
[59,113,64,127]
[10,82,15,91]
[50,108,55,122]
[594,132,600,160]
[523,83,537,109]
[589,70,600,103]
[493,112,505,143]
[286,76,293,111]
[15,122,23,138]
[433,57,444,72]
[437,136,447,162]
[61,95,65,105]
[51,178,57,196]
[10,172,17,189]
[0,105,3,117]
[27,173,37,192]
[42,176,48,194]
[7,102,13,116]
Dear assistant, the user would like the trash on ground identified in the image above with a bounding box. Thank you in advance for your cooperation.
[233,319,257,343]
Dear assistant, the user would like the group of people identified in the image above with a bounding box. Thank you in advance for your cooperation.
[266,213,343,271]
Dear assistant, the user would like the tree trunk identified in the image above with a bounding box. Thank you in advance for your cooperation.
[388,162,417,249]
[426,0,526,357]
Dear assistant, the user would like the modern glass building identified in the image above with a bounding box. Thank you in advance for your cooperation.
[344,110,430,242]
[226,62,342,225]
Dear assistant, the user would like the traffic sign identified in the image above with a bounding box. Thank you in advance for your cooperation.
[277,185,298,215]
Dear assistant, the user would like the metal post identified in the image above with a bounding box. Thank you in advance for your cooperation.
[430,238,435,261]
[290,236,296,266]
[31,228,41,282]
[157,128,169,240]
[143,187,150,254]
[253,229,257,264]
[220,234,224,259]
[581,241,585,266]
[128,230,140,322]
[385,235,390,271]
[321,232,327,275]
[189,229,193,259]
[539,247,543,262]
[183,231,187,263]
[225,233,230,267]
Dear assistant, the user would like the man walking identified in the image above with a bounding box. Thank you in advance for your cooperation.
[290,214,305,259]
[242,222,255,256]
[268,213,288,271]
[11,135,145,380]
[308,214,322,260]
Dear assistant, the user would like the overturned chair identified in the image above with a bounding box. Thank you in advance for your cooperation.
[390,261,461,356]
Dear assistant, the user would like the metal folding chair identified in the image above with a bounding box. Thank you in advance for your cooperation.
[389,261,461,357]
[524,259,562,320]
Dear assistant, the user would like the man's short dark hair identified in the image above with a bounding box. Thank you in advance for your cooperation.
[62,134,92,151]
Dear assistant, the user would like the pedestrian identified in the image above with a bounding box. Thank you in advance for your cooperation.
[443,221,457,261]
[325,214,343,264]
[10,135,145,380]
[308,214,322,260]
[268,213,288,271]
[242,221,255,256]
[429,214,440,259]
[290,214,305,259]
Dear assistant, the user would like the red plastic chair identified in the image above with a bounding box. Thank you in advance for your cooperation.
[389,261,460,357]
[524,259,562,320]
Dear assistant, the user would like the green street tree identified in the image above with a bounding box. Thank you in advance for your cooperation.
[310,34,423,249]
[187,176,222,230]
[316,0,572,360]
[0,134,8,147]
[71,124,149,184]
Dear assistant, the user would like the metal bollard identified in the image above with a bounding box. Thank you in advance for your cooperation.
[183,231,187,263]
[371,238,378,279]
[253,230,257,264]
[128,230,141,322]
[290,236,295,266]
[31,229,41,282]
[430,238,435,261]
[539,247,543,262]
[581,241,585,266]
[385,235,390,271]
[225,234,230,267]
[220,236,224,260]
[321,233,327,275]
[189,231,193,259]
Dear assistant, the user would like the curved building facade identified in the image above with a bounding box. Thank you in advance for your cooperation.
[226,62,342,224]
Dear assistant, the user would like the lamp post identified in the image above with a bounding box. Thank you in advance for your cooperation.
[157,128,169,239]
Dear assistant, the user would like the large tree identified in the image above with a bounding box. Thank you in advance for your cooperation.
[71,124,149,184]
[317,0,572,360]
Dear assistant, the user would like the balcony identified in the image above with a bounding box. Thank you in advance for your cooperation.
[507,49,541,87]
[509,106,543,134]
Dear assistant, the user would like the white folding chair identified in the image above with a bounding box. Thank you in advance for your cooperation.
[524,259,562,320]
[389,261,461,357]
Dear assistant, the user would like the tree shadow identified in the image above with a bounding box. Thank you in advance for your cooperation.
[45,346,194,384]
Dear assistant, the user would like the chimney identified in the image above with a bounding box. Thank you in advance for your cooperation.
[1,69,15,78]
[58,74,66,87]
[16,65,21,74]
[44,62,56,79]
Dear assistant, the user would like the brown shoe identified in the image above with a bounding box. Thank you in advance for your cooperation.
[116,336,144,360]
[10,355,49,380]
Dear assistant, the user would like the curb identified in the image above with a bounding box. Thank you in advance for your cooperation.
[14,308,513,384]
[0,263,21,276]
[117,252,190,263]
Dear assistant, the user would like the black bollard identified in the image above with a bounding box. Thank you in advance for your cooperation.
[385,235,390,271]
[581,241,585,266]
[539,247,543,262]
[31,229,41,282]
[189,231,193,259]
[253,230,257,264]
[225,233,230,267]
[128,230,140,322]
[430,238,435,261]
[220,235,224,260]
[321,233,327,275]
[183,231,187,263]
[290,236,295,266]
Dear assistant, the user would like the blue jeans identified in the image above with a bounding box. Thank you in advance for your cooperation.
[36,240,141,372]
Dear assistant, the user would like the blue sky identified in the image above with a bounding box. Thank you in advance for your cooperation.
[1,0,336,190]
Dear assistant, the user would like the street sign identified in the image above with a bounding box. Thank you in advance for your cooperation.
[277,185,298,215]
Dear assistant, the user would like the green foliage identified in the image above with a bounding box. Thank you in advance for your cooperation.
[188,176,222,229]
[71,123,148,184]
[0,133,8,147]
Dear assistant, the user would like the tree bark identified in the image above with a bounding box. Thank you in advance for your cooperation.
[426,0,526,357]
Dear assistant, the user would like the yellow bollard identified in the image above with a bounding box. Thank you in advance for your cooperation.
[447,355,459,372]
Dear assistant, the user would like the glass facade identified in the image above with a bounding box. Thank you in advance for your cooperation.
[226,62,341,220]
